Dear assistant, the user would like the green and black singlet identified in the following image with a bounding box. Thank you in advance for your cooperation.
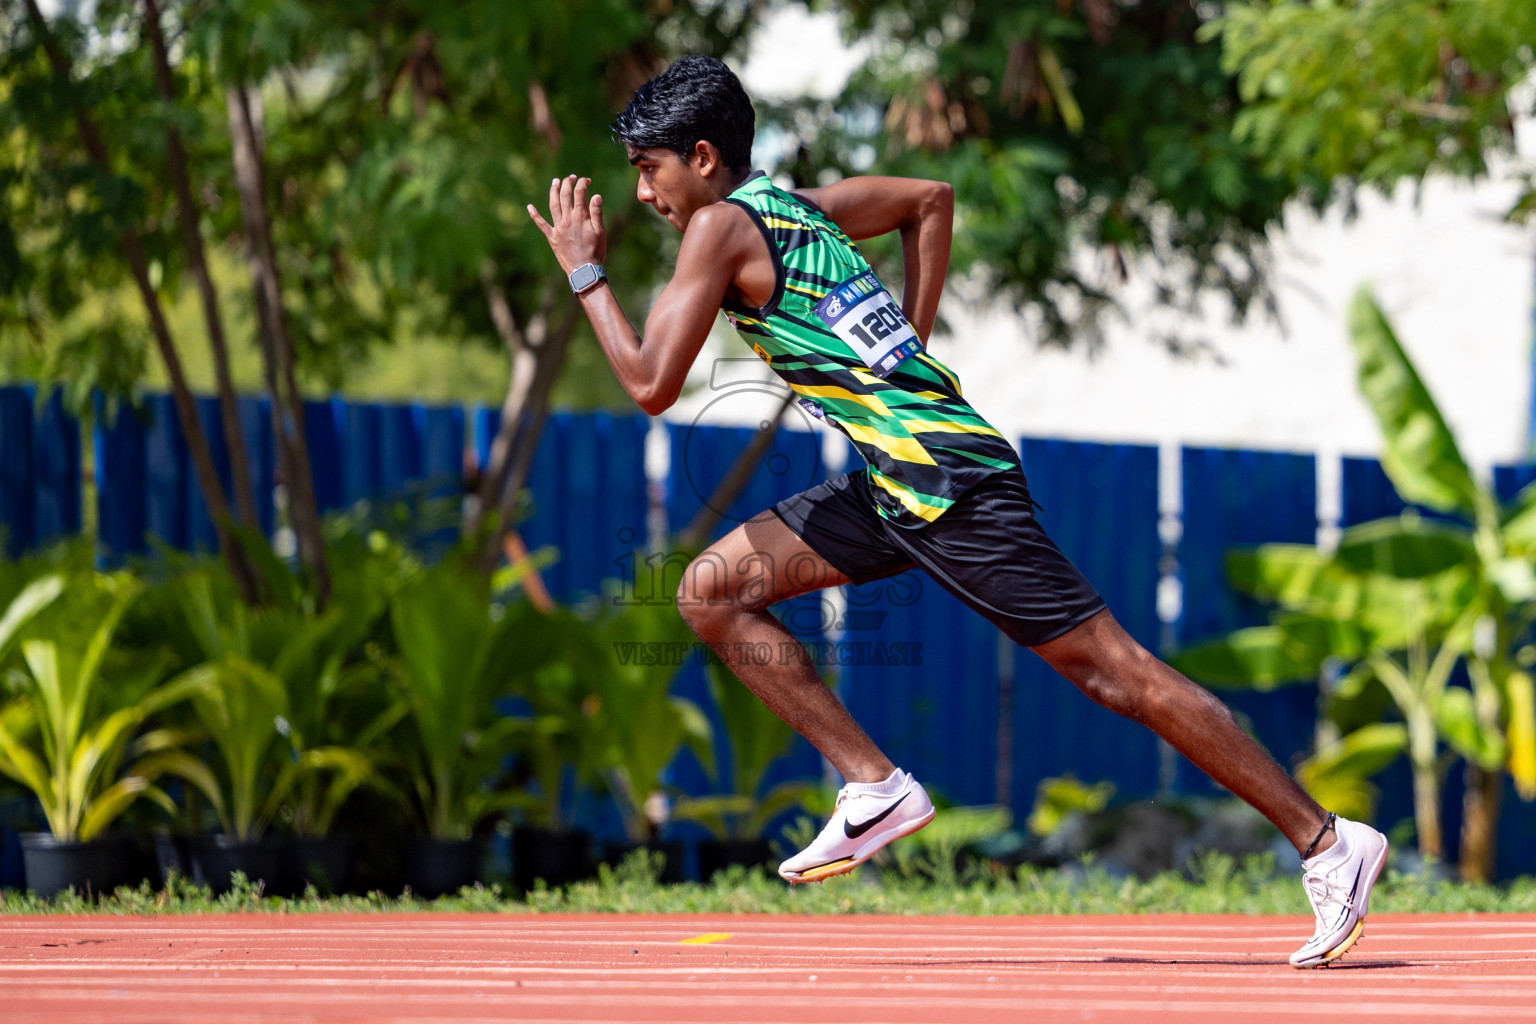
[719,172,1021,528]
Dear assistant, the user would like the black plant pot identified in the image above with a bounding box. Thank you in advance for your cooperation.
[154,833,194,886]
[19,833,145,898]
[399,838,479,899]
[697,838,775,881]
[601,840,685,884]
[188,835,283,895]
[281,836,357,896]
[511,826,593,891]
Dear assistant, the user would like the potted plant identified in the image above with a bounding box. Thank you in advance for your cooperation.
[0,573,208,897]
[672,656,817,879]
[499,602,605,891]
[385,558,527,896]
[139,571,376,894]
[584,584,712,882]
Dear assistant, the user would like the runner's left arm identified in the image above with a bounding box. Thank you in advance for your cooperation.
[527,175,740,415]
[791,176,953,343]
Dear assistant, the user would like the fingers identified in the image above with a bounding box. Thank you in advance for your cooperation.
[532,175,597,252]
[525,203,553,238]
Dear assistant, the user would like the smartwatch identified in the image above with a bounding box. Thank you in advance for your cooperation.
[568,262,607,294]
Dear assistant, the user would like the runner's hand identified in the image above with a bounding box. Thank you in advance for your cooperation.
[527,174,607,275]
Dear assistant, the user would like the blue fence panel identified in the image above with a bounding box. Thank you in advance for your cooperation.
[0,387,34,556]
[420,406,466,500]
[142,393,193,551]
[0,387,80,556]
[95,398,149,557]
[1011,439,1163,807]
[342,403,385,506]
[303,399,348,514]
[96,393,277,559]
[1495,464,1536,505]
[1340,455,1470,527]
[665,420,826,544]
[1179,446,1318,791]
[379,404,424,495]
[519,412,651,603]
[238,396,276,537]
[29,390,81,547]
[1341,456,1409,526]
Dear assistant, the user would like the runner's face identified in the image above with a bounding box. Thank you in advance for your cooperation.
[627,145,715,233]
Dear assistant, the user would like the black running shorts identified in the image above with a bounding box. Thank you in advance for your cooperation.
[771,465,1106,649]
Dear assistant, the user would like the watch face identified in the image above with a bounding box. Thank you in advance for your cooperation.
[571,264,603,291]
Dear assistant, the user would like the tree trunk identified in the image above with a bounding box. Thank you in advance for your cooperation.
[490,301,580,546]
[226,83,331,607]
[1408,710,1443,860]
[472,267,543,529]
[141,0,262,534]
[22,0,260,604]
[1459,762,1503,882]
[472,273,582,571]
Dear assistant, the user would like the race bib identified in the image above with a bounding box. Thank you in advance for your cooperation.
[814,271,921,378]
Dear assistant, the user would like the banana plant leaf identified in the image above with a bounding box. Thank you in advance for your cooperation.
[1436,686,1506,770]
[1296,723,1408,823]
[1507,669,1536,799]
[1225,544,1342,610]
[1348,288,1482,518]
[1333,517,1477,579]
[1500,482,1536,551]
[1170,614,1357,689]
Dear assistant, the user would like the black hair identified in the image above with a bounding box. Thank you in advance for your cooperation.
[612,55,755,170]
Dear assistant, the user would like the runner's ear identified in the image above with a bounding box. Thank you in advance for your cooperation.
[692,139,724,179]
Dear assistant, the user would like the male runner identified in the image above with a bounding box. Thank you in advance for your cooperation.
[527,55,1389,968]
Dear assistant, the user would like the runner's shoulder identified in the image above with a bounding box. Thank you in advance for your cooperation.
[680,201,757,256]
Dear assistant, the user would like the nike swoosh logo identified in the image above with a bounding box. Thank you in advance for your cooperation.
[1332,863,1364,931]
[844,793,910,839]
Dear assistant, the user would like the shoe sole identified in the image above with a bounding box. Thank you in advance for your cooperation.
[1292,835,1390,969]
[781,806,937,885]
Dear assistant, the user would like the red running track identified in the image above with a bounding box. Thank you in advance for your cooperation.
[3,913,1535,1023]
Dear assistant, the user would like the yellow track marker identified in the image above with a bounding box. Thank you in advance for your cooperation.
[680,933,732,945]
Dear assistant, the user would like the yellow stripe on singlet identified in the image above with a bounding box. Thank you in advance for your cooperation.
[840,420,937,466]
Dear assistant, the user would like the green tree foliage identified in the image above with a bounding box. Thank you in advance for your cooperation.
[1212,0,1536,215]
[779,0,1304,348]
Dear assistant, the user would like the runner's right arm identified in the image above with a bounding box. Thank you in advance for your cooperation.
[791,176,954,342]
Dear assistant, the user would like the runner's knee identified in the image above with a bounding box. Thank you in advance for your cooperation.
[675,552,734,637]
[1067,642,1162,721]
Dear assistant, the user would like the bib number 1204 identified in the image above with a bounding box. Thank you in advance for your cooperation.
[814,270,921,378]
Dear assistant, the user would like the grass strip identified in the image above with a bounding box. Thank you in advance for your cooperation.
[4,851,1536,916]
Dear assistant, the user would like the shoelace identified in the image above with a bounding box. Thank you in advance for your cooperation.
[1304,868,1358,922]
